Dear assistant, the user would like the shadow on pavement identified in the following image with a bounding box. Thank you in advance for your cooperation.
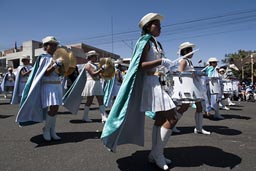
[30,131,102,148]
[204,114,250,121]
[0,114,14,119]
[221,114,251,120]
[69,119,102,123]
[173,125,241,136]
[117,146,241,171]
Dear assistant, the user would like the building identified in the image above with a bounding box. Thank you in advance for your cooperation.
[0,40,120,73]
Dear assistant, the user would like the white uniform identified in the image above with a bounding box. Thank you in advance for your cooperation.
[82,62,103,96]
[41,55,63,108]
[140,40,176,112]
[19,65,32,96]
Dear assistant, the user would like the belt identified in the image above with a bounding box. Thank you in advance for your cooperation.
[87,78,100,80]
[146,71,163,76]
[42,81,61,84]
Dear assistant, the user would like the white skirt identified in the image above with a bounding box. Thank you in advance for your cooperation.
[82,79,103,96]
[140,75,176,112]
[41,83,63,108]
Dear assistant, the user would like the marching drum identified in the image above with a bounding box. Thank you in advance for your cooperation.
[222,79,233,94]
[209,77,221,94]
[171,71,204,103]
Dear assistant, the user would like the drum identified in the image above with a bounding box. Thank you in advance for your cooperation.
[222,79,233,94]
[209,77,221,94]
[171,71,204,103]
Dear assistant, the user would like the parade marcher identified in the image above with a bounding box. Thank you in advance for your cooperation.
[101,13,179,170]
[218,68,231,110]
[11,55,33,104]
[1,67,15,99]
[81,50,108,123]
[205,57,224,120]
[16,36,63,141]
[103,58,126,108]
[173,42,210,135]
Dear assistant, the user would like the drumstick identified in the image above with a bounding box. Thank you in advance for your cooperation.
[180,48,199,59]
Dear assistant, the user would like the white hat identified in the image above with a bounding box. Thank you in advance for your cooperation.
[42,36,59,45]
[86,50,99,58]
[114,58,123,64]
[139,13,163,29]
[208,57,218,63]
[219,68,225,72]
[177,42,195,54]
[22,55,30,61]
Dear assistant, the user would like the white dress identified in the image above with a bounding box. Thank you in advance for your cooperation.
[19,65,32,96]
[82,62,103,96]
[41,54,63,108]
[140,39,176,112]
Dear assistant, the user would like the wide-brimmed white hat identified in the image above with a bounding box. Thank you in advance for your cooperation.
[86,50,99,58]
[177,42,196,55]
[208,57,218,63]
[42,36,59,45]
[219,68,225,72]
[21,55,30,62]
[139,13,163,29]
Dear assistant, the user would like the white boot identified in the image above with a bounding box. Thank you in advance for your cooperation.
[148,126,171,164]
[99,105,108,123]
[50,115,61,140]
[149,126,172,170]
[213,102,225,120]
[83,105,92,122]
[227,97,235,106]
[194,112,211,135]
[43,114,52,141]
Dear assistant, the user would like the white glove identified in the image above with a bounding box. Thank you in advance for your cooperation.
[101,64,107,70]
[161,58,178,69]
[53,58,63,68]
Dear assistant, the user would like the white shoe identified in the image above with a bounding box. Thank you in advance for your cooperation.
[148,153,172,164]
[149,154,169,170]
[194,128,211,135]
[223,106,230,110]
[51,130,61,140]
[172,126,181,133]
[228,102,235,106]
[101,115,107,123]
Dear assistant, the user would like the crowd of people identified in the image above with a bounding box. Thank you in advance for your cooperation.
[0,12,255,171]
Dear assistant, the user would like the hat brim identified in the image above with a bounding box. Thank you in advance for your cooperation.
[139,13,163,28]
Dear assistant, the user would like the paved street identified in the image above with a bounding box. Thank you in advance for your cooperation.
[0,96,256,171]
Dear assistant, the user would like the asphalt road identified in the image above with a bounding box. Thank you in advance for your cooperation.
[0,96,255,171]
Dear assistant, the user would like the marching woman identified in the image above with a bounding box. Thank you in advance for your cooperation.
[101,13,179,170]
[205,57,225,120]
[16,36,63,141]
[174,42,210,135]
[81,50,108,123]
[11,55,32,104]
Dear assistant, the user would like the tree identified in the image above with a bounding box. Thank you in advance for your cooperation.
[223,50,256,83]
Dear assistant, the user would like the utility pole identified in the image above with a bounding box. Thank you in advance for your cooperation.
[251,53,255,84]
[241,58,244,80]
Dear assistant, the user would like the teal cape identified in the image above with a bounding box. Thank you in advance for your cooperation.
[62,67,87,114]
[103,75,115,107]
[16,55,51,126]
[101,34,152,152]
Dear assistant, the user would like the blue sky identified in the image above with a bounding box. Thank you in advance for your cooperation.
[1,0,256,65]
